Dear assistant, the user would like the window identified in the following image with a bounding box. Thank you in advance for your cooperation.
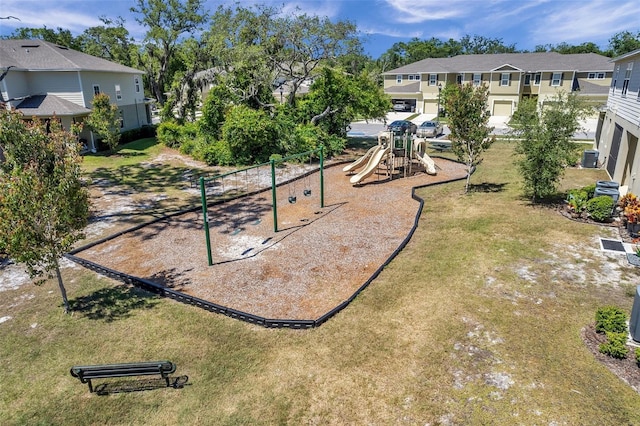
[597,72,605,79]
[134,76,141,93]
[93,85,100,96]
[500,73,510,86]
[457,73,464,84]
[473,73,481,86]
[622,62,633,96]
[414,74,420,81]
[396,75,402,83]
[429,74,438,86]
[524,74,531,85]
[408,75,414,81]
[534,73,541,85]
[115,84,122,100]
[119,110,124,128]
[551,72,562,86]
[588,72,596,79]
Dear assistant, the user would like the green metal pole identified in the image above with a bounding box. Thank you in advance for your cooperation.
[200,176,213,266]
[271,159,278,232]
[319,145,324,208]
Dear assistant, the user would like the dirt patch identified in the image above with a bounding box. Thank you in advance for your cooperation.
[73,159,468,321]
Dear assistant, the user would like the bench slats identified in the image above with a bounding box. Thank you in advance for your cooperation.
[70,361,177,392]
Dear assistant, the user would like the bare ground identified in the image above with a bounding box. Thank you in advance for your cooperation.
[73,159,468,320]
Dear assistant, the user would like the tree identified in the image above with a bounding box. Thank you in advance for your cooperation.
[270,11,361,105]
[131,0,208,105]
[85,93,121,153]
[444,83,495,193]
[459,35,517,54]
[0,110,90,313]
[511,93,593,202]
[607,30,640,57]
[6,26,81,50]
[76,17,137,68]
[302,67,390,138]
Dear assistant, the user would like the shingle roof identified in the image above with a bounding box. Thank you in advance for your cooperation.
[384,52,613,75]
[576,80,610,96]
[0,39,143,74]
[389,82,421,93]
[16,94,91,117]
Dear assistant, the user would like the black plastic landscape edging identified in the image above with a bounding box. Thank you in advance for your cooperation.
[68,158,471,329]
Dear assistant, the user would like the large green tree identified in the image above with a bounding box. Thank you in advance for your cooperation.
[131,0,208,105]
[0,110,90,313]
[302,67,390,139]
[606,30,640,57]
[5,26,81,49]
[444,83,495,193]
[76,17,137,68]
[511,93,593,202]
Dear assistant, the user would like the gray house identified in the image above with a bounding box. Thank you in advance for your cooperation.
[595,48,640,194]
[0,39,150,151]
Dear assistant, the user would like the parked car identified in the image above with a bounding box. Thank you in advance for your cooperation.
[416,120,443,138]
[392,102,413,112]
[387,120,417,134]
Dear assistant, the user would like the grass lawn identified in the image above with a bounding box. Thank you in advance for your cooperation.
[2,139,640,424]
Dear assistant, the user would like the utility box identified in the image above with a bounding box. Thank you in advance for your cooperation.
[630,286,640,342]
[581,150,598,168]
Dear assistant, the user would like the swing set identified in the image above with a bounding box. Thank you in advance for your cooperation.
[199,146,325,266]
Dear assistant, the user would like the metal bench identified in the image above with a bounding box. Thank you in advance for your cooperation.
[70,361,177,392]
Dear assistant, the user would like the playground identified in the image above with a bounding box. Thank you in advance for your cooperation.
[71,146,468,323]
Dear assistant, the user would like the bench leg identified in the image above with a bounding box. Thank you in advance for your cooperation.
[87,379,94,393]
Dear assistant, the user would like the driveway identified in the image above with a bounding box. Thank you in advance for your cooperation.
[349,113,597,141]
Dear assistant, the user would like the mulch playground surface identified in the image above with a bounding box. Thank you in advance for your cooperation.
[74,158,468,321]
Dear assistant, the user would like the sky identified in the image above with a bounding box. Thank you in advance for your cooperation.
[1,0,639,59]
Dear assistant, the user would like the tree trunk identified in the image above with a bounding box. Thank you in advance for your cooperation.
[55,262,71,314]
[465,169,472,194]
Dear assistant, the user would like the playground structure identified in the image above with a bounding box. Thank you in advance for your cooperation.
[344,131,437,185]
[68,150,469,326]
[199,147,325,265]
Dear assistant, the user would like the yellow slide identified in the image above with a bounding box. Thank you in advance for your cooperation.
[350,146,391,184]
[415,151,437,175]
[343,145,380,173]
[413,140,437,175]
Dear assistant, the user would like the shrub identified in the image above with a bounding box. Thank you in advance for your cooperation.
[200,85,234,140]
[595,306,628,334]
[581,184,596,199]
[324,134,347,158]
[140,124,157,138]
[635,347,640,363]
[221,105,280,164]
[567,189,588,213]
[120,128,142,144]
[156,121,183,148]
[198,140,233,166]
[179,139,198,156]
[599,331,629,359]
[586,195,615,222]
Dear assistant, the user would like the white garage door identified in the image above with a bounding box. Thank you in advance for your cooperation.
[493,100,512,116]
[423,100,438,115]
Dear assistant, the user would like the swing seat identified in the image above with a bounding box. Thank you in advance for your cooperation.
[288,196,297,204]
[303,189,311,197]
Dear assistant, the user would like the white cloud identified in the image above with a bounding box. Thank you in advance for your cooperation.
[279,1,340,19]
[384,0,475,23]
[529,0,640,45]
